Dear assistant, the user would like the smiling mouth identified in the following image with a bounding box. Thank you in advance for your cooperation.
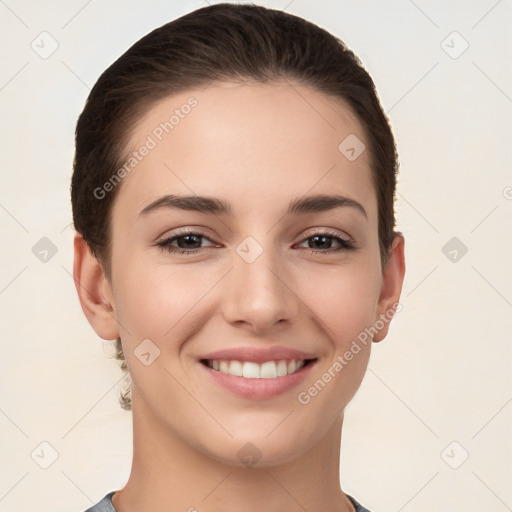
[200,358,316,379]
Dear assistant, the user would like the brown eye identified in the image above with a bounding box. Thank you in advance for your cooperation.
[297,230,355,254]
[157,230,216,255]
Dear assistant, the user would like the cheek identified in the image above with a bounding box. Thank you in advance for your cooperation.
[301,263,380,346]
[111,263,215,400]
[294,268,377,416]
[112,258,217,344]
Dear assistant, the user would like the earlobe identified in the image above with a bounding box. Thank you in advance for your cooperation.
[73,232,120,341]
[373,232,406,343]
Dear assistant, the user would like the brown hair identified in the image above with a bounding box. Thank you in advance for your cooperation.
[71,3,400,410]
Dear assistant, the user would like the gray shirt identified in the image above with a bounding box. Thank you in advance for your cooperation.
[83,491,372,511]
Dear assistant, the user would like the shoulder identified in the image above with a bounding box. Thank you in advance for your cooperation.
[82,491,116,512]
[347,493,373,512]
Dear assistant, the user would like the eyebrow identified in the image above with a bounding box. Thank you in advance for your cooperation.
[138,193,367,220]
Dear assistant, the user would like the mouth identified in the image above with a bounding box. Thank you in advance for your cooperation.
[200,358,317,379]
[197,346,318,399]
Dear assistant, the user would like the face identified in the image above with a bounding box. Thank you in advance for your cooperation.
[99,81,400,466]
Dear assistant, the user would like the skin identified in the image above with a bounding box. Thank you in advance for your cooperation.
[74,80,405,512]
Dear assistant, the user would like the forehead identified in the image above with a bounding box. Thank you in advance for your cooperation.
[115,80,376,222]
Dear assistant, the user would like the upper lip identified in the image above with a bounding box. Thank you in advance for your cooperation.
[199,345,317,364]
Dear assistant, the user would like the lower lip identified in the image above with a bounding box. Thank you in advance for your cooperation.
[198,360,316,400]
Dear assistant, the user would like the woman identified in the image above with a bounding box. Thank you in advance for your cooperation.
[71,3,406,511]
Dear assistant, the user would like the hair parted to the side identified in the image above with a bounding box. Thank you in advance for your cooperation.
[71,3,400,411]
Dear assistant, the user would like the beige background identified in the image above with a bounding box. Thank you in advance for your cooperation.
[1,1,511,511]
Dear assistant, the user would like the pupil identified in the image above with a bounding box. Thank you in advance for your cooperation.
[311,235,330,249]
[178,234,201,249]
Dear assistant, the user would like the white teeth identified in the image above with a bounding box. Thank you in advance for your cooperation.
[230,360,243,377]
[276,360,288,377]
[242,362,260,379]
[206,359,307,378]
[260,361,277,379]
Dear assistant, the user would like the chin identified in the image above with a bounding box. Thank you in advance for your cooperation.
[201,427,318,469]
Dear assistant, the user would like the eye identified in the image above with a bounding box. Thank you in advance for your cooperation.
[296,229,356,254]
[156,230,217,255]
[156,228,356,256]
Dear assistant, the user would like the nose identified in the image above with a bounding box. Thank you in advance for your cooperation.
[221,240,299,334]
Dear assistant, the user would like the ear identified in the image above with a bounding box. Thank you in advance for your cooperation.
[373,232,406,343]
[73,232,120,341]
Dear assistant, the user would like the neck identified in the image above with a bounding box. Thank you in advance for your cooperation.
[113,399,355,512]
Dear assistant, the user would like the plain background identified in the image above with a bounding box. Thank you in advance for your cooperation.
[1,1,511,511]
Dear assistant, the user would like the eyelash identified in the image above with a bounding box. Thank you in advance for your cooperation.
[156,228,356,256]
